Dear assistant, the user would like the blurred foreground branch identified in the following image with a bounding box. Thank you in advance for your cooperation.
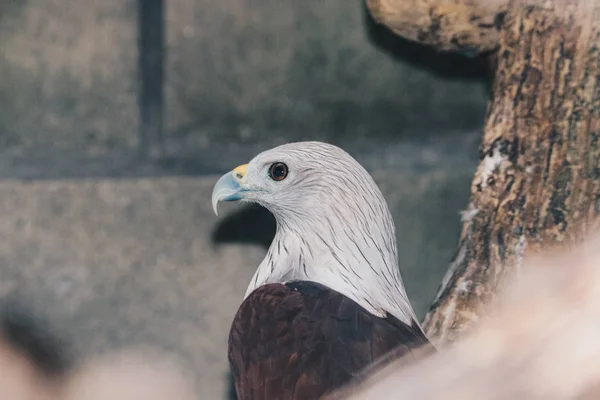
[0,306,197,400]
[328,233,600,399]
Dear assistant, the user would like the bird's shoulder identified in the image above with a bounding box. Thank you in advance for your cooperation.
[228,281,431,400]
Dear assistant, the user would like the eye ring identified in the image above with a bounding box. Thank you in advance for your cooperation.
[269,162,288,181]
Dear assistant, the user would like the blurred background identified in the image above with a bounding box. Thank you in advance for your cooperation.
[0,0,489,398]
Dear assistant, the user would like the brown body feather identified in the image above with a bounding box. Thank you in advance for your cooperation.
[228,281,431,400]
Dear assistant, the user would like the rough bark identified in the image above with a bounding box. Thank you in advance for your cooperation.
[368,0,600,345]
[326,235,600,399]
[366,0,509,53]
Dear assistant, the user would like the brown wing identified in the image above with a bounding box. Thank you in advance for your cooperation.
[228,281,432,400]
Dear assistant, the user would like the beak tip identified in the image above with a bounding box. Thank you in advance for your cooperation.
[211,171,243,217]
[212,191,222,216]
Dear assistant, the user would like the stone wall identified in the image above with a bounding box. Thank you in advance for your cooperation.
[0,0,487,158]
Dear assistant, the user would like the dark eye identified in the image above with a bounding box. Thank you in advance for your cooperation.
[269,162,288,181]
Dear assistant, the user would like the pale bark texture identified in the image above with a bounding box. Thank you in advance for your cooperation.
[368,0,600,345]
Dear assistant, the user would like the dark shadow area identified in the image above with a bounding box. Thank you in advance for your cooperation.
[211,204,276,250]
[0,297,73,377]
[226,371,238,400]
[362,4,490,82]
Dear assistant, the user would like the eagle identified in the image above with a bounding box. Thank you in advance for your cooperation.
[212,141,432,399]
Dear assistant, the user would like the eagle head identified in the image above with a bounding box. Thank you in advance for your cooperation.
[211,141,417,325]
[213,141,381,220]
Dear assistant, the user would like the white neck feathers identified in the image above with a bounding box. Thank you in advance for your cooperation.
[245,203,417,326]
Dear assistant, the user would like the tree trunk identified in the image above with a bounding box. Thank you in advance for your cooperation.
[368,0,600,345]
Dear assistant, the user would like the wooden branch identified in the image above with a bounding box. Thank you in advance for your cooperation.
[366,0,509,53]
[327,234,600,399]
[367,0,600,345]
[423,0,600,345]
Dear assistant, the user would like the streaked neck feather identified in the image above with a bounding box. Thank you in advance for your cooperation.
[245,217,417,326]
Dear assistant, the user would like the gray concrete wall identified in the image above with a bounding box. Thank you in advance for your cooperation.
[0,0,488,158]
